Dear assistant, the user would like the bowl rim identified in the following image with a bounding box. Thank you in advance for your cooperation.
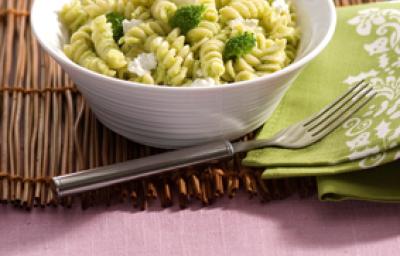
[31,0,337,92]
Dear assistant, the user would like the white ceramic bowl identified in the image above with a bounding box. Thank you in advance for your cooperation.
[31,0,336,149]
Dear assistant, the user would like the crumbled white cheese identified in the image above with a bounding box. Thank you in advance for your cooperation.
[272,0,289,14]
[195,68,204,78]
[128,53,157,77]
[228,18,262,33]
[122,19,143,34]
[229,18,259,29]
[190,78,217,87]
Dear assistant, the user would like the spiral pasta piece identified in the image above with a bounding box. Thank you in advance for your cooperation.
[235,70,257,81]
[132,0,155,7]
[261,4,299,44]
[81,0,114,18]
[213,27,231,42]
[285,42,298,64]
[147,20,172,35]
[270,22,299,44]
[199,0,219,22]
[151,0,178,24]
[122,45,144,58]
[153,65,167,84]
[129,73,156,85]
[223,56,258,82]
[166,28,195,76]
[187,21,220,53]
[64,25,116,77]
[130,5,152,20]
[261,4,287,30]
[253,32,269,49]
[235,56,259,81]
[91,15,127,69]
[120,19,171,57]
[59,0,88,32]
[289,5,298,26]
[222,40,265,82]
[145,35,188,86]
[256,38,287,73]
[113,0,137,18]
[200,39,225,79]
[120,20,170,48]
[215,0,230,9]
[219,0,267,23]
[261,6,300,65]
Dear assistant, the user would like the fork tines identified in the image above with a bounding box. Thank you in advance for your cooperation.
[305,80,377,137]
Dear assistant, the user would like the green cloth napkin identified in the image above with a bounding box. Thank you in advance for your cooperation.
[243,1,400,201]
[317,162,400,202]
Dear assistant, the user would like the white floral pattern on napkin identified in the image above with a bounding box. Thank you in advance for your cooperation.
[343,8,400,168]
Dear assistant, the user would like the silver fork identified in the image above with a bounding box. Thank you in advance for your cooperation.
[52,81,376,197]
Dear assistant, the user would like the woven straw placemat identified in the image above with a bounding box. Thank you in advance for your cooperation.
[0,0,379,210]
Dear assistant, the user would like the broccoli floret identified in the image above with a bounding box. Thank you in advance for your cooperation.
[106,12,124,42]
[170,5,205,34]
[223,32,256,61]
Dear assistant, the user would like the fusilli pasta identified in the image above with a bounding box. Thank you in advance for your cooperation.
[220,0,267,23]
[166,28,195,76]
[145,35,188,86]
[60,0,300,87]
[91,15,127,69]
[151,0,177,24]
[200,39,225,79]
[59,0,88,32]
[82,0,113,18]
[187,21,220,53]
[120,20,168,47]
[199,0,219,22]
[64,25,116,77]
[130,5,151,20]
[256,38,288,73]
[113,0,138,18]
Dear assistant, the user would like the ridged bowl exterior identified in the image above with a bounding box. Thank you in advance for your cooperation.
[31,0,336,148]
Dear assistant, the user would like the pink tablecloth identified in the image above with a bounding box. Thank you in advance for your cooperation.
[1,195,400,256]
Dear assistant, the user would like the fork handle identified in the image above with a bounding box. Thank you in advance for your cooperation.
[52,141,235,197]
